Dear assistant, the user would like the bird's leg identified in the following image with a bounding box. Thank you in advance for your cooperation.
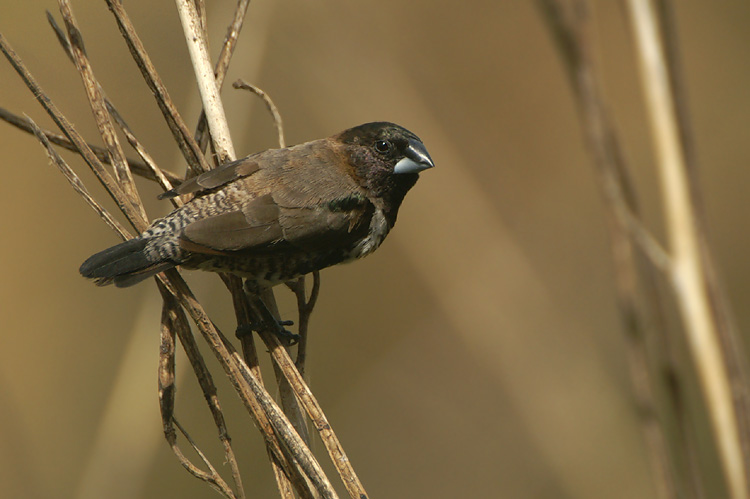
[236,281,299,343]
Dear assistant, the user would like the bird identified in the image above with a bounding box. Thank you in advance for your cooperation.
[79,122,434,289]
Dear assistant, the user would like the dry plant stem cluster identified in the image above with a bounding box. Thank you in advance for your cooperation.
[0,107,183,186]
[0,1,369,498]
[538,1,750,498]
[625,4,750,497]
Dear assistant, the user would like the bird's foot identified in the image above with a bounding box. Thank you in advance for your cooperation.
[236,319,299,344]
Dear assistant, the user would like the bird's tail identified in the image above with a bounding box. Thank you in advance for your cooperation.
[79,237,175,288]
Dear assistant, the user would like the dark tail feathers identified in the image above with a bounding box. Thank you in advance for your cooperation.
[79,238,174,288]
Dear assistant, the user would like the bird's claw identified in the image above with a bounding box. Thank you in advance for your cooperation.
[236,319,299,344]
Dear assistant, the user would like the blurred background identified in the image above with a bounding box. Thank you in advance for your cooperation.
[1,1,749,498]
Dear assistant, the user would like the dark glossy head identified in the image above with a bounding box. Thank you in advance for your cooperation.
[337,122,433,219]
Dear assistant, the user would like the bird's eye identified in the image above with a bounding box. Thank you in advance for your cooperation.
[374,140,392,154]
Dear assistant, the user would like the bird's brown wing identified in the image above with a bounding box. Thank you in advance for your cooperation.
[160,157,261,199]
[180,192,372,255]
[160,138,342,199]
[178,141,373,255]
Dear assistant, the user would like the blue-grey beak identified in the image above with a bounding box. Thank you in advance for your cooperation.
[394,140,434,174]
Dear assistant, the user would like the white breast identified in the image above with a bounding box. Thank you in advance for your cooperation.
[346,208,390,261]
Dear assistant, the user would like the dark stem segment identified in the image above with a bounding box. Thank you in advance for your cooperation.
[158,283,246,498]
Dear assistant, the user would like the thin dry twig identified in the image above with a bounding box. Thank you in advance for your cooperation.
[172,418,237,498]
[43,4,244,495]
[654,0,750,477]
[46,10,180,205]
[106,105,182,206]
[47,8,249,495]
[287,271,321,375]
[6,13,247,499]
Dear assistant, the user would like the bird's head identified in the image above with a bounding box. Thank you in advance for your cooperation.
[337,122,434,219]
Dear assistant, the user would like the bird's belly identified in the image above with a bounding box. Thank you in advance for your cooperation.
[182,249,350,286]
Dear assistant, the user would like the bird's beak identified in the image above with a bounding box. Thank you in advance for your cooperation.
[394,141,435,174]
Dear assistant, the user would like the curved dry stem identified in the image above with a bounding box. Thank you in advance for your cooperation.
[233,79,286,148]
[172,418,236,498]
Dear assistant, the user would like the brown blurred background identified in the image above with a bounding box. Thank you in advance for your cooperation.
[1,1,749,498]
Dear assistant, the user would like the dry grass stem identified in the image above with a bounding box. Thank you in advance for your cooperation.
[287,271,321,375]
[175,0,235,162]
[654,0,750,476]
[158,284,246,497]
[174,2,332,494]
[45,11,247,492]
[194,0,251,151]
[106,105,182,206]
[172,418,237,498]
[155,269,337,497]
